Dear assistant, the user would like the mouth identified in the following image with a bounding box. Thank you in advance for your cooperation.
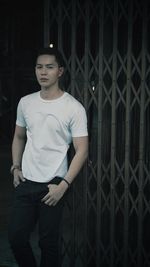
[40,78,49,82]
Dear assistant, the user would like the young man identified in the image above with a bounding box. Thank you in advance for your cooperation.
[9,48,88,267]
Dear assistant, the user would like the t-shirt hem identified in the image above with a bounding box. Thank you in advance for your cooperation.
[72,133,88,137]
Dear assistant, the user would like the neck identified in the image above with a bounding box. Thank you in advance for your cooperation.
[40,87,64,100]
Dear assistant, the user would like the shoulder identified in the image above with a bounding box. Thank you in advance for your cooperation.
[17,92,40,114]
[20,91,39,103]
[64,92,85,111]
[18,92,39,110]
[64,93,87,126]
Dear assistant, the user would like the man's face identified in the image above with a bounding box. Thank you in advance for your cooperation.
[35,54,63,89]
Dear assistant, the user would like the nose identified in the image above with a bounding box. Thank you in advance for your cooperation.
[41,67,47,75]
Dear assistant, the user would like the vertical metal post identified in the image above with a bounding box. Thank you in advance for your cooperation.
[110,0,118,266]
[97,1,104,266]
[71,0,76,96]
[58,0,63,51]
[44,0,50,47]
[124,1,133,266]
[70,3,77,265]
[138,1,147,266]
[84,1,90,266]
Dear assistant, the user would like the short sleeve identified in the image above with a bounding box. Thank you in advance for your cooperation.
[70,105,88,137]
[16,99,26,127]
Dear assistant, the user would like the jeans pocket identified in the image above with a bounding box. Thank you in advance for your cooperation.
[15,181,25,191]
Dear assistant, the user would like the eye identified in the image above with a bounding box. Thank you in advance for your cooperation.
[47,65,53,69]
[46,65,56,69]
[36,65,42,69]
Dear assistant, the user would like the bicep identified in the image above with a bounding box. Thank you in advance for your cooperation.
[14,125,26,140]
[72,136,89,154]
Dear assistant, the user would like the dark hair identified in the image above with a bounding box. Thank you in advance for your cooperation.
[36,47,65,67]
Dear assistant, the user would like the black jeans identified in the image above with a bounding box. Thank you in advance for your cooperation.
[8,177,64,267]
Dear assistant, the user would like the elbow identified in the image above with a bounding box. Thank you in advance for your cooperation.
[83,148,89,162]
[85,148,89,159]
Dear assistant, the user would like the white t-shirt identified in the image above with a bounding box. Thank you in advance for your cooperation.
[16,91,88,182]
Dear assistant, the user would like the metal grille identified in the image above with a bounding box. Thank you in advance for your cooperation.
[44,0,150,266]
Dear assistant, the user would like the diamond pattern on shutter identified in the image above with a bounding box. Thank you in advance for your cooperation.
[43,0,150,266]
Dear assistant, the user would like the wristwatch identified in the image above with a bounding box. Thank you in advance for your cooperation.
[10,165,21,175]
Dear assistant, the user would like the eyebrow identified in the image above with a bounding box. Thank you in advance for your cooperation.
[36,63,57,66]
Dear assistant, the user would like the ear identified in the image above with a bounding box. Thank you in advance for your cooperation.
[58,67,64,77]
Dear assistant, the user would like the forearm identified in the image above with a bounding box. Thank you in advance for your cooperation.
[58,136,88,192]
[65,151,88,184]
[59,149,88,192]
[43,134,88,205]
[12,136,26,166]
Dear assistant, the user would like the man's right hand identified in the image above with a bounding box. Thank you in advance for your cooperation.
[13,169,26,187]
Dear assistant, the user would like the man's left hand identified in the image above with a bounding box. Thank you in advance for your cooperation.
[41,184,64,206]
